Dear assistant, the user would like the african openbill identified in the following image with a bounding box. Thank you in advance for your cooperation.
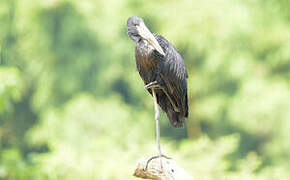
[127,16,188,165]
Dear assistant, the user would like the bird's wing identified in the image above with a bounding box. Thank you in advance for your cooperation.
[154,34,188,117]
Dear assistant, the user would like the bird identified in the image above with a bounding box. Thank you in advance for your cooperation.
[127,16,188,166]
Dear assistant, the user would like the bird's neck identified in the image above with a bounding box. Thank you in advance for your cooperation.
[136,40,154,55]
[135,40,157,70]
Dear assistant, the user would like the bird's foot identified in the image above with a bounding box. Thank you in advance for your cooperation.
[143,154,171,171]
[144,81,161,90]
[145,81,180,113]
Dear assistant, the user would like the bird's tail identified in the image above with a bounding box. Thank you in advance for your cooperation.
[156,91,185,128]
[166,108,185,128]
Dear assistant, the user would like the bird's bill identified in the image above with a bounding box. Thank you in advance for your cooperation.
[137,22,165,56]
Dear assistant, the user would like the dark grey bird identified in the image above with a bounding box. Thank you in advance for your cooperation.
[127,16,188,165]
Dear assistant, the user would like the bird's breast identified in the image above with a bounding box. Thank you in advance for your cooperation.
[135,43,157,70]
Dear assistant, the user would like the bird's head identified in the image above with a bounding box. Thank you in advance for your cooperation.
[127,16,165,56]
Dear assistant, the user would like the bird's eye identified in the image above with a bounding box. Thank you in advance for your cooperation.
[133,21,140,26]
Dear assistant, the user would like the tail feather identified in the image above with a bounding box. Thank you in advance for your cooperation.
[156,91,185,128]
[166,108,185,128]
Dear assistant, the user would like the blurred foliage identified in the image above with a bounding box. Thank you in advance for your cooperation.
[0,0,290,179]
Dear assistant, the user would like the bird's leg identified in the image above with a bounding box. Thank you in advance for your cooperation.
[153,88,162,168]
[143,88,168,171]
[145,81,180,112]
[144,81,159,90]
[158,87,180,112]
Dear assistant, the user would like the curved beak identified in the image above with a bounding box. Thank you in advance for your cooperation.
[137,22,165,56]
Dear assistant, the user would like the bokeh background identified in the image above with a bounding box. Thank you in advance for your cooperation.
[1,0,290,179]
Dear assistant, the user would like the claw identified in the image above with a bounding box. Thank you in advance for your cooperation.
[145,81,180,113]
[143,154,171,171]
[144,81,159,90]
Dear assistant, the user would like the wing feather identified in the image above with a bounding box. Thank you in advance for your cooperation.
[154,34,188,117]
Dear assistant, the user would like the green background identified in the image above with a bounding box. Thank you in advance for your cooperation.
[0,0,290,179]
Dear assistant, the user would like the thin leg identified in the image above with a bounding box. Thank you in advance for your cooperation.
[145,81,180,112]
[152,88,162,159]
[144,81,158,90]
[143,88,171,171]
